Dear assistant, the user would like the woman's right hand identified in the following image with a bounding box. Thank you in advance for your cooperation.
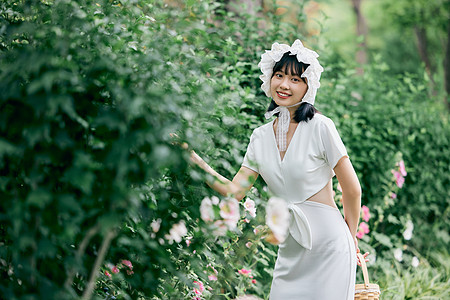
[354,237,370,266]
[169,133,189,150]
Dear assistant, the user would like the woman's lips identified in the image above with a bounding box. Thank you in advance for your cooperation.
[277,91,291,99]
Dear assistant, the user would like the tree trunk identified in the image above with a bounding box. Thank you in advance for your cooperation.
[444,18,450,110]
[414,25,435,78]
[351,0,368,73]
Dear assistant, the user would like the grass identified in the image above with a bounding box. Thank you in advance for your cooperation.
[375,251,450,299]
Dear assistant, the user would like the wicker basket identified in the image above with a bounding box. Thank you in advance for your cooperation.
[355,253,381,300]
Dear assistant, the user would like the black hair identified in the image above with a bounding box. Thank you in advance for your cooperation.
[267,52,319,123]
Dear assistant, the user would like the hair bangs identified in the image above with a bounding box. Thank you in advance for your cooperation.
[272,52,310,78]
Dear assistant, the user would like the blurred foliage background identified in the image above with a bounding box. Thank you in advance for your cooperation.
[0,0,448,299]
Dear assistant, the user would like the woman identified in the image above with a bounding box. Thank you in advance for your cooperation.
[189,40,367,299]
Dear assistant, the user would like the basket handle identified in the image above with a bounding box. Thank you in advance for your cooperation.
[357,252,370,288]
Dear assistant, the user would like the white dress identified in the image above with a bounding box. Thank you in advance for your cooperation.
[242,113,356,300]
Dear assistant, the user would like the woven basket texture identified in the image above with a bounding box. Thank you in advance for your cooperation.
[355,253,381,300]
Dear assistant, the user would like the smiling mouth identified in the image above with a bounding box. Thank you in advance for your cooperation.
[277,91,291,98]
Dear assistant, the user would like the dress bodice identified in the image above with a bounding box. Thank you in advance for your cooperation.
[242,113,348,249]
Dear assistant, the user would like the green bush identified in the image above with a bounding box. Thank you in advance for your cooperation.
[1,0,448,299]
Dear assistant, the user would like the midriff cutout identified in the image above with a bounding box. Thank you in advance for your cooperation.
[305,179,338,209]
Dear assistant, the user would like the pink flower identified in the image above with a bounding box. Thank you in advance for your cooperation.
[391,170,405,188]
[397,160,407,177]
[244,218,250,223]
[244,199,257,218]
[360,222,370,233]
[193,280,204,295]
[356,222,370,239]
[111,266,119,274]
[121,260,133,269]
[206,264,218,281]
[208,274,217,281]
[219,197,240,229]
[251,279,257,284]
[361,205,371,222]
[126,269,134,275]
[390,192,397,199]
[238,268,252,276]
[105,270,112,278]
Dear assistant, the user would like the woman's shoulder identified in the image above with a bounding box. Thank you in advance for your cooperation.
[250,119,274,137]
[310,113,338,129]
[311,113,334,124]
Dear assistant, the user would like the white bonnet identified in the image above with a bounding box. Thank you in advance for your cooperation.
[258,39,324,105]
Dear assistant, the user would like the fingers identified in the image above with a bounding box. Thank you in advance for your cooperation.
[169,133,190,150]
[356,252,370,266]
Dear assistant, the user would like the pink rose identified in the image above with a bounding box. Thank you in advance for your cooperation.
[105,270,112,278]
[111,266,119,274]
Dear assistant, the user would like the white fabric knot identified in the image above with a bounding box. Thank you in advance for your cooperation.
[287,203,313,250]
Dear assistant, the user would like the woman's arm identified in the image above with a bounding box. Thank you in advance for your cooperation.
[190,150,259,201]
[334,156,361,238]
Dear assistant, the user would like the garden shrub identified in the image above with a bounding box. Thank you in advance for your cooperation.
[0,0,448,299]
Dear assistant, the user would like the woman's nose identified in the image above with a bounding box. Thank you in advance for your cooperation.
[280,78,289,89]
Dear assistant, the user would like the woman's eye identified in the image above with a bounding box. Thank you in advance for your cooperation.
[292,78,300,82]
[276,74,283,78]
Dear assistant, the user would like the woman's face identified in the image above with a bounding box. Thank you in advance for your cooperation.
[270,66,308,107]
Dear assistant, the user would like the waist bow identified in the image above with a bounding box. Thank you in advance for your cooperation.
[287,203,313,250]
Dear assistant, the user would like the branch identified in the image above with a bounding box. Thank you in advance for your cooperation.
[81,228,117,300]
[64,223,101,289]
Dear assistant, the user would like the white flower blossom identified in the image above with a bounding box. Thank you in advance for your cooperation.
[244,198,257,218]
[150,218,161,233]
[211,196,220,205]
[212,220,228,236]
[266,197,290,244]
[411,256,419,268]
[394,248,403,262]
[403,220,414,240]
[165,220,187,243]
[219,197,240,230]
[200,197,215,222]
